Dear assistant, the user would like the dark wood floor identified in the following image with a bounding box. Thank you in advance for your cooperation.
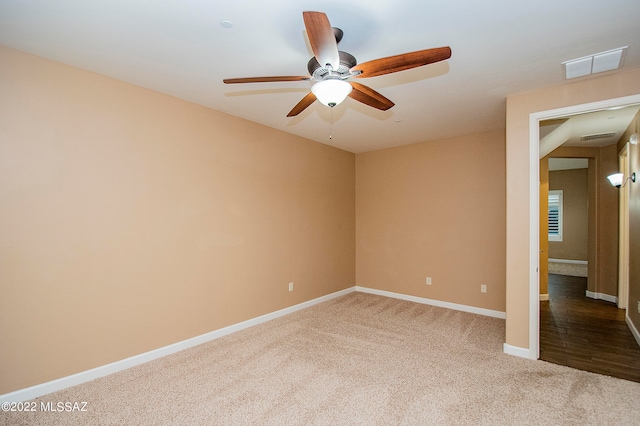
[540,274,640,382]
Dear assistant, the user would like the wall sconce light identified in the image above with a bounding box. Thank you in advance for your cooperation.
[607,172,636,188]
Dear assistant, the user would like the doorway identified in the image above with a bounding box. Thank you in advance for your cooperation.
[527,94,640,360]
[540,156,590,301]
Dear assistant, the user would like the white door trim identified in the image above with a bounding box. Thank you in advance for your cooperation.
[528,94,640,360]
[618,142,630,309]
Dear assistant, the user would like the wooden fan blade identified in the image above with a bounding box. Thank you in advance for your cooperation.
[287,92,317,117]
[223,76,310,84]
[303,11,340,70]
[352,46,451,78]
[348,81,395,111]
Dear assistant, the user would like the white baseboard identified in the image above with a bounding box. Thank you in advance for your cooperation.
[1,286,510,403]
[539,294,549,301]
[0,287,355,403]
[355,286,506,319]
[503,343,536,360]
[585,290,618,304]
[626,315,640,348]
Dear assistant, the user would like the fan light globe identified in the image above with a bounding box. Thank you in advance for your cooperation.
[312,79,352,107]
[607,173,624,187]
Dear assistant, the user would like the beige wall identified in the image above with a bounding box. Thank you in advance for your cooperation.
[355,130,506,312]
[0,46,356,394]
[3,38,638,395]
[619,111,640,334]
[548,168,588,260]
[505,68,640,350]
[597,144,621,296]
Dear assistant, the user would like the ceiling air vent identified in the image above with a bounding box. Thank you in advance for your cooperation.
[580,132,616,141]
[562,46,628,79]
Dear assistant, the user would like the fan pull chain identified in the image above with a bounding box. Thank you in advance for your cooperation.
[329,107,333,140]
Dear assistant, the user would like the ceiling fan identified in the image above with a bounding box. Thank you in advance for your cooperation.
[223,11,451,117]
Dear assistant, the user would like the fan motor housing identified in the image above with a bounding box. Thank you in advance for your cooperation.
[307,51,357,80]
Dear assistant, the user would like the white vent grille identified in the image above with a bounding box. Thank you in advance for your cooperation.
[562,46,627,79]
[580,132,616,141]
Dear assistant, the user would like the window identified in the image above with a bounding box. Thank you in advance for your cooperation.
[548,190,563,242]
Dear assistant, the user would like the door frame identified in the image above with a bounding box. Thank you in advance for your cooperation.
[618,142,630,309]
[528,94,640,360]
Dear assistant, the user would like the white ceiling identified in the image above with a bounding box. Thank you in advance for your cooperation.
[1,0,639,153]
[548,158,588,171]
[539,104,640,158]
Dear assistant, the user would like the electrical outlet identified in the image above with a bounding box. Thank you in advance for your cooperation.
[426,277,432,285]
[289,282,294,292]
[481,284,487,293]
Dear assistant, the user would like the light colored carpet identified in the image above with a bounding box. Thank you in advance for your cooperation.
[548,261,588,277]
[3,292,640,425]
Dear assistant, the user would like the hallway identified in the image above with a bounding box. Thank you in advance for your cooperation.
[540,274,640,382]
